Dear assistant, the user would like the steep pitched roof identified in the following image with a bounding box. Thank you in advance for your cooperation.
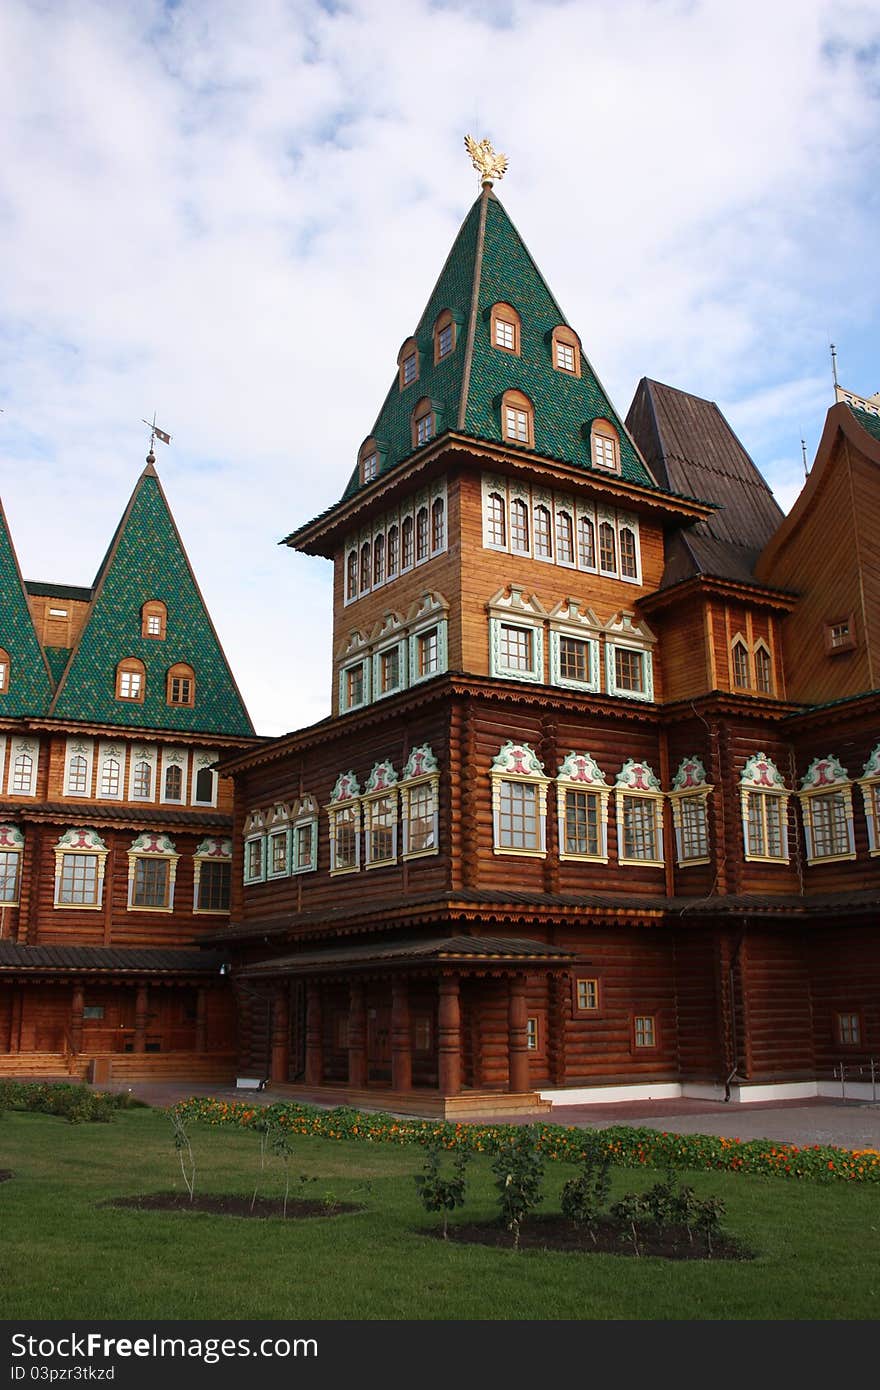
[49,460,254,737]
[0,498,55,716]
[339,187,654,501]
[626,377,784,586]
[849,403,880,445]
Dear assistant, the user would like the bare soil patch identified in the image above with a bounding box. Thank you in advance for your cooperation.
[0,1171,12,1182]
[106,1193,363,1219]
[432,1215,754,1260]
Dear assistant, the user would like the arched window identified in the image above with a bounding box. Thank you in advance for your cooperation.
[133,761,152,800]
[534,504,552,559]
[416,507,429,562]
[373,534,385,586]
[578,515,595,569]
[490,302,521,355]
[501,389,533,447]
[398,337,419,390]
[387,524,400,578]
[487,492,506,547]
[195,766,214,804]
[431,497,445,552]
[732,639,751,689]
[598,521,616,572]
[346,549,358,601]
[359,438,380,484]
[551,325,581,376]
[0,648,8,693]
[510,498,530,553]
[116,658,145,703]
[619,527,638,578]
[556,510,574,564]
[591,419,620,471]
[164,764,183,801]
[167,663,195,708]
[755,643,772,694]
[402,516,414,569]
[12,753,33,794]
[68,754,89,796]
[99,758,120,799]
[359,541,371,592]
[412,401,435,448]
[433,309,456,363]
[141,600,167,640]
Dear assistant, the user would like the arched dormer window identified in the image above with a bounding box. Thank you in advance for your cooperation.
[433,309,456,363]
[502,390,534,447]
[412,399,435,448]
[551,324,581,376]
[359,438,380,485]
[116,657,145,703]
[0,648,8,693]
[398,337,419,390]
[490,302,521,355]
[141,600,167,640]
[167,662,195,708]
[590,419,620,472]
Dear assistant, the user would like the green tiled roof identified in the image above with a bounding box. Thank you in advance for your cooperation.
[341,189,654,502]
[50,465,254,737]
[0,499,55,716]
[849,405,880,444]
[44,646,72,688]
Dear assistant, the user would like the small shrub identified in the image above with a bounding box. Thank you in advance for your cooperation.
[170,1112,196,1202]
[694,1195,727,1256]
[491,1128,544,1251]
[0,1082,122,1123]
[560,1148,612,1245]
[414,1144,469,1239]
[610,1192,649,1257]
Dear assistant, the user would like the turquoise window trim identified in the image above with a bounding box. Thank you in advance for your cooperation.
[548,630,600,693]
[605,643,654,703]
[489,617,544,683]
[408,618,448,687]
[265,827,291,880]
[371,637,408,702]
[291,817,318,874]
[243,834,266,885]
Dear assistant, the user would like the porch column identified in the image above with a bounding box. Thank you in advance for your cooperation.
[70,985,85,1054]
[347,981,367,1089]
[9,990,23,1053]
[195,987,207,1053]
[508,973,529,1093]
[270,983,290,1083]
[391,979,412,1092]
[134,984,149,1053]
[438,975,461,1096]
[304,982,323,1086]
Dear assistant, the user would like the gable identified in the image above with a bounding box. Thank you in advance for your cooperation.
[0,499,55,716]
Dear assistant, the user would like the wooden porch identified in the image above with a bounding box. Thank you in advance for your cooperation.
[265,1080,552,1119]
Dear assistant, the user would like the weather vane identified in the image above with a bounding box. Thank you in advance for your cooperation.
[464,134,508,188]
[141,412,172,460]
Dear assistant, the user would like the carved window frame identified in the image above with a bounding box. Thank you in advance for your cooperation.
[556,752,610,863]
[127,832,179,913]
[490,741,550,859]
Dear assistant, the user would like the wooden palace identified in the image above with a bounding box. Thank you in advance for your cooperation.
[0,456,257,1082]
[212,158,880,1112]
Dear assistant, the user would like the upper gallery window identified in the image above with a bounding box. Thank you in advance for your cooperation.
[486,492,507,548]
[363,761,399,868]
[141,600,167,640]
[167,663,195,708]
[416,507,429,563]
[551,325,581,377]
[534,504,552,559]
[327,771,362,875]
[502,390,534,448]
[400,745,440,858]
[510,498,530,553]
[858,743,880,855]
[740,753,790,862]
[116,658,145,703]
[398,338,419,390]
[590,419,620,472]
[434,310,456,363]
[490,302,521,355]
[127,832,179,912]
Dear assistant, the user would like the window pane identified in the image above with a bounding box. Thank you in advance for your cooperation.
[534,505,552,557]
[100,758,120,798]
[755,647,772,693]
[577,979,598,1010]
[417,628,439,676]
[431,498,445,551]
[133,762,152,799]
[810,793,849,857]
[565,789,599,855]
[59,853,99,905]
[335,809,357,868]
[0,851,21,903]
[498,780,538,850]
[578,515,595,568]
[416,508,429,561]
[293,822,314,870]
[500,624,533,672]
[495,319,515,350]
[733,642,750,688]
[599,521,616,571]
[133,857,169,908]
[373,534,385,585]
[487,493,506,546]
[559,637,589,684]
[270,832,288,875]
[68,755,88,794]
[623,797,657,859]
[679,795,709,859]
[510,499,529,551]
[620,527,638,578]
[198,860,230,910]
[369,796,395,863]
[407,783,435,853]
[556,511,574,563]
[164,765,183,800]
[614,647,644,693]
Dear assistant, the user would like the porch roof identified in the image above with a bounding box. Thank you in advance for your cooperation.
[0,942,225,978]
[238,934,576,978]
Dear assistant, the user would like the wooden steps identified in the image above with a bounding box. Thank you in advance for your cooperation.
[0,1051,236,1084]
[0,1052,76,1079]
[265,1083,553,1120]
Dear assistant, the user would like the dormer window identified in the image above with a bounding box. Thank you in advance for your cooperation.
[141,601,167,640]
[167,663,195,708]
[398,338,419,390]
[551,325,581,377]
[362,453,378,483]
[0,648,8,693]
[116,658,145,703]
[413,400,435,448]
[502,390,534,448]
[590,419,620,471]
[490,302,521,355]
[434,310,456,363]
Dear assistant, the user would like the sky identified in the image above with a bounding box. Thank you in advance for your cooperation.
[1,0,879,737]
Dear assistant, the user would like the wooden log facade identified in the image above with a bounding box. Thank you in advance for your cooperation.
[211,187,880,1103]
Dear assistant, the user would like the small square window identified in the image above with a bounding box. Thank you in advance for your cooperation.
[824,616,857,655]
[576,978,599,1011]
[555,342,575,372]
[634,1015,656,1048]
[836,1011,861,1046]
[495,319,516,351]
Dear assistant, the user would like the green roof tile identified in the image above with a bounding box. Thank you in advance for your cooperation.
[50,465,254,737]
[849,405,880,445]
[44,646,72,689]
[0,499,55,716]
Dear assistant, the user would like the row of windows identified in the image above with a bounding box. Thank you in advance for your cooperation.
[0,827,231,913]
[393,306,582,399]
[739,750,880,864]
[115,658,196,707]
[481,479,641,581]
[731,635,773,695]
[338,600,448,713]
[344,493,447,604]
[59,739,218,807]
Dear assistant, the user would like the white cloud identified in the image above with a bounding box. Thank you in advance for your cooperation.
[0,0,878,732]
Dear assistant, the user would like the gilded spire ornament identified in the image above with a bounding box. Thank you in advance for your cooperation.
[464,134,508,188]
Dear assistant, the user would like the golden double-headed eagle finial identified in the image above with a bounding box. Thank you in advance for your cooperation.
[464,134,508,187]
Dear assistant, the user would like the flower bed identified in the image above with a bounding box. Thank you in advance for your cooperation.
[170,1097,880,1184]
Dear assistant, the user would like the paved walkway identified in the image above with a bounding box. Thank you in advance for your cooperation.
[112,1081,880,1151]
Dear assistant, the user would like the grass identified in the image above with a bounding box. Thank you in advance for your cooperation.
[1,1107,878,1320]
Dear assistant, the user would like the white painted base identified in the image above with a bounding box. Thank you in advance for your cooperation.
[540,1078,879,1107]
[235,1077,265,1090]
[539,1082,683,1106]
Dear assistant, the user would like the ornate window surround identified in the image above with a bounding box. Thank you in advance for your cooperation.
[669,756,713,867]
[487,586,546,683]
[53,827,109,910]
[291,794,319,874]
[556,752,610,863]
[479,474,640,584]
[160,748,189,805]
[128,745,157,802]
[547,599,601,694]
[0,824,24,906]
[265,803,292,880]
[363,761,399,869]
[64,737,94,799]
[193,837,232,914]
[191,750,219,807]
[604,611,656,702]
[326,771,362,876]
[370,613,407,702]
[740,753,791,863]
[343,481,447,607]
[857,744,880,856]
[799,755,856,865]
[97,741,125,802]
[127,831,179,913]
[407,592,449,688]
[490,741,550,858]
[243,809,267,885]
[615,759,665,867]
[400,744,440,860]
[338,630,371,714]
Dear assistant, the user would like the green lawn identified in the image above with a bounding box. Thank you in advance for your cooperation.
[1,1107,877,1320]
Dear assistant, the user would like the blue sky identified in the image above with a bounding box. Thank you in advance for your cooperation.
[1,0,879,734]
